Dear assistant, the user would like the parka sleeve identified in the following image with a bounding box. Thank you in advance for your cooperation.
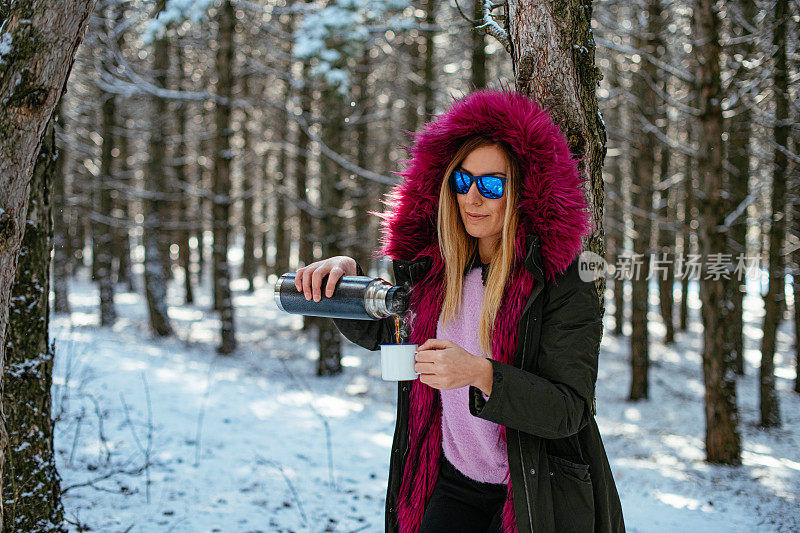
[468,257,602,439]
[330,261,397,351]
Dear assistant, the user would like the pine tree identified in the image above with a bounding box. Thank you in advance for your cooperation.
[693,0,742,464]
[0,1,98,526]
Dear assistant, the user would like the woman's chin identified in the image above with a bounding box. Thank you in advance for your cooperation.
[465,227,489,239]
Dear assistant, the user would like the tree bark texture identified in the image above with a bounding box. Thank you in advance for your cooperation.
[680,110,695,333]
[759,0,789,428]
[793,242,800,394]
[271,11,295,279]
[422,0,437,117]
[174,43,194,305]
[240,73,257,291]
[507,0,607,300]
[112,3,133,294]
[317,88,345,377]
[352,46,375,272]
[470,0,487,89]
[113,109,134,294]
[0,1,96,527]
[52,104,71,314]
[404,20,421,136]
[628,0,660,400]
[795,137,800,396]
[197,73,213,285]
[143,0,175,338]
[98,34,118,325]
[2,114,66,533]
[273,78,291,278]
[656,63,675,345]
[506,0,606,420]
[213,0,237,354]
[296,60,314,333]
[694,0,742,464]
[726,0,757,376]
[606,49,625,337]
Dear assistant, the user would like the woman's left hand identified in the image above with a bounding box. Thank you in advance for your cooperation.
[415,338,492,393]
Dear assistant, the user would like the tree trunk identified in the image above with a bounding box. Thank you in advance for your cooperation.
[296,62,315,332]
[655,61,675,345]
[606,50,625,337]
[112,1,133,294]
[694,0,742,464]
[507,0,606,417]
[680,117,694,332]
[213,0,237,354]
[508,0,606,278]
[97,27,117,325]
[143,0,175,337]
[470,0,487,89]
[793,241,800,394]
[795,138,800,395]
[52,103,71,314]
[0,2,96,525]
[726,0,757,376]
[2,113,66,533]
[627,0,660,400]
[422,0,437,117]
[174,42,194,304]
[273,80,291,278]
[352,45,375,271]
[380,75,397,278]
[317,88,345,376]
[114,109,134,294]
[759,0,789,428]
[655,176,676,346]
[157,115,175,287]
[795,282,800,393]
[404,10,421,136]
[267,13,294,279]
[197,79,212,287]
[240,74,257,292]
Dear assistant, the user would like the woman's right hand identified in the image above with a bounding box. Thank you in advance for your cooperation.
[294,256,358,302]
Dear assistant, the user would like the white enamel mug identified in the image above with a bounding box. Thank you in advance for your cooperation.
[379,343,420,381]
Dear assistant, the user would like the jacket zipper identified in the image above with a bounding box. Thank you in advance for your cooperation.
[517,240,542,531]
[517,297,534,530]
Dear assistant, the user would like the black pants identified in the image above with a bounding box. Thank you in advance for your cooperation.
[418,454,508,533]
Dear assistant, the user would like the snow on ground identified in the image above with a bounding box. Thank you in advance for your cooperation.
[52,268,800,532]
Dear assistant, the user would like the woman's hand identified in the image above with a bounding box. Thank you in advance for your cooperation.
[294,256,358,302]
[415,339,494,395]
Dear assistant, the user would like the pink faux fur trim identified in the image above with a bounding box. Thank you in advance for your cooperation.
[369,89,592,283]
[371,90,592,533]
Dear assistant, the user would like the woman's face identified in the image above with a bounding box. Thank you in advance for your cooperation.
[455,144,508,246]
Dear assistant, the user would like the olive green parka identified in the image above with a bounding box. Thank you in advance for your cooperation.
[333,233,624,532]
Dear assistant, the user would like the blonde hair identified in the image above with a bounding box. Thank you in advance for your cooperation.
[436,135,521,356]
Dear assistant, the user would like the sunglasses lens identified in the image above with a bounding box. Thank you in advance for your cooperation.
[478,177,505,199]
[452,170,471,194]
[451,169,505,199]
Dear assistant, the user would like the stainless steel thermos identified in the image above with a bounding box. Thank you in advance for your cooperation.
[274,272,410,320]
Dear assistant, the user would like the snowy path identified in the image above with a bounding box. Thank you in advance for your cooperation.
[52,275,800,532]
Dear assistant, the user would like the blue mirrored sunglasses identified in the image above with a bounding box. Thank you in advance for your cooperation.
[449,168,506,199]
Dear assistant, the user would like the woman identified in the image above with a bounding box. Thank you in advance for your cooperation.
[293,89,624,533]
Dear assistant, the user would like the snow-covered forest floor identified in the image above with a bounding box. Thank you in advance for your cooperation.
[52,265,800,532]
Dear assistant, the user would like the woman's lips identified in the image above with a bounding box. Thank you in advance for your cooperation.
[467,212,488,220]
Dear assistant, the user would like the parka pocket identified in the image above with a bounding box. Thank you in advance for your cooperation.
[547,454,595,533]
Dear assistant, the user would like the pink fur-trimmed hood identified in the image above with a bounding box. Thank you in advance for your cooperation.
[370,90,593,533]
[371,88,593,281]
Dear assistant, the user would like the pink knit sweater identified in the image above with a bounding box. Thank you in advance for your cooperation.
[436,265,509,484]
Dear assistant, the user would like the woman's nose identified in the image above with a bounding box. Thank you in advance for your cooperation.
[466,182,482,203]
